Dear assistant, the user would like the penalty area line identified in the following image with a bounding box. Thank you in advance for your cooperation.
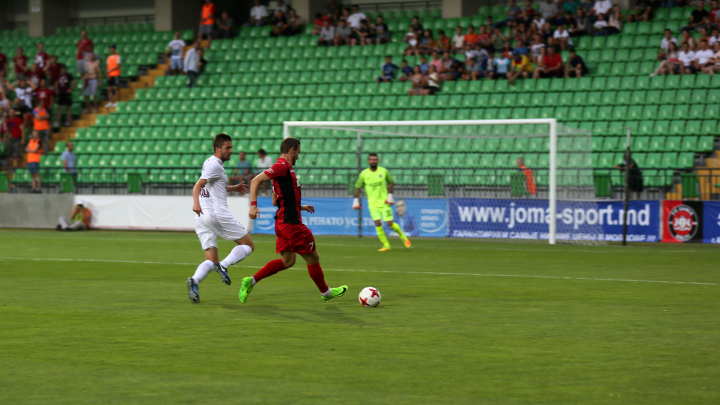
[0,256,717,286]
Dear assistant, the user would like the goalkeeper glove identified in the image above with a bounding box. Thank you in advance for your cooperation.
[352,198,361,210]
[385,193,395,205]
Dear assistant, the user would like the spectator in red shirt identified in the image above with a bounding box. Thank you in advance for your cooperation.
[4,109,25,168]
[711,0,719,23]
[76,30,93,77]
[0,46,8,75]
[27,63,45,87]
[464,26,479,46]
[44,55,62,89]
[55,65,75,127]
[533,46,563,79]
[34,43,49,69]
[13,47,28,76]
[34,78,54,116]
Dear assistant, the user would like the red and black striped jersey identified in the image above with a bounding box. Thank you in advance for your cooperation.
[264,158,302,225]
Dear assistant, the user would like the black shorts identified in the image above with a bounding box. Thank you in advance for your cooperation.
[58,93,73,106]
[107,77,119,87]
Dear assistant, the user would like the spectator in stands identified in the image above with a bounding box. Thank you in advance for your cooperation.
[353,19,374,46]
[334,19,353,46]
[522,0,536,17]
[680,29,697,51]
[26,130,42,193]
[4,109,23,168]
[327,0,340,20]
[34,78,53,123]
[418,29,439,55]
[398,60,414,81]
[531,12,546,33]
[626,0,651,23]
[57,199,92,231]
[565,48,589,78]
[347,5,366,29]
[517,9,534,29]
[684,1,709,32]
[54,65,75,127]
[407,66,426,96]
[614,155,643,200]
[534,46,563,79]
[83,52,100,113]
[657,29,678,61]
[13,47,28,78]
[568,8,588,37]
[373,16,390,44]
[553,24,573,50]
[712,0,720,23]
[702,40,720,74]
[495,0,521,28]
[451,26,465,53]
[410,16,424,37]
[166,32,185,76]
[230,151,252,190]
[593,13,609,36]
[499,40,513,58]
[256,149,273,196]
[540,22,554,42]
[0,88,7,127]
[198,0,216,49]
[539,0,560,22]
[197,49,207,74]
[429,50,444,73]
[76,30,93,79]
[508,50,534,85]
[105,45,121,108]
[248,0,269,27]
[563,0,582,16]
[27,63,45,88]
[44,55,61,91]
[439,52,461,81]
[61,141,77,186]
[530,34,546,65]
[9,76,33,122]
[32,99,51,154]
[461,58,480,80]
[376,55,398,83]
[184,41,200,88]
[516,157,536,195]
[607,5,622,34]
[287,9,303,36]
[489,51,511,80]
[437,30,451,53]
[514,39,529,55]
[652,41,681,76]
[679,41,697,74]
[422,65,441,95]
[403,26,420,55]
[590,0,612,21]
[0,46,7,76]
[34,43,49,70]
[217,11,235,39]
[419,56,429,73]
[464,26,479,47]
[710,28,720,46]
[270,10,290,37]
[694,39,715,71]
[312,13,325,35]
[477,25,494,52]
[317,20,335,46]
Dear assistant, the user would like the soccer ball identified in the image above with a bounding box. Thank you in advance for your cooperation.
[359,287,381,307]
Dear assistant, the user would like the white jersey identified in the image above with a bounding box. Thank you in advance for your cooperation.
[168,39,185,59]
[200,155,229,211]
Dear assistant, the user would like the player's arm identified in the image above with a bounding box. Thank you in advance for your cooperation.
[248,172,271,219]
[192,178,207,216]
[226,179,248,194]
[352,174,363,209]
[272,191,278,207]
[385,170,395,205]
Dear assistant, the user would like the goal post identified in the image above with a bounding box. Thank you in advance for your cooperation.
[283,119,599,245]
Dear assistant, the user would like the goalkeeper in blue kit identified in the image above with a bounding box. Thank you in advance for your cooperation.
[353,153,411,251]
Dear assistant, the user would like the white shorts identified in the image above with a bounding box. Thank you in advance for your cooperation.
[170,57,183,70]
[195,207,248,250]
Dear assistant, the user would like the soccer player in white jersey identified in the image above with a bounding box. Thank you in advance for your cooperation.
[187,134,255,303]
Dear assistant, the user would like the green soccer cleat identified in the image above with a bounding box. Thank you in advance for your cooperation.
[322,285,348,302]
[238,277,253,304]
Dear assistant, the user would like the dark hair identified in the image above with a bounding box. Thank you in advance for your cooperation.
[316,12,322,17]
[280,137,301,154]
[258,148,267,155]
[368,153,378,158]
[213,133,232,151]
[385,54,392,58]
[439,30,445,35]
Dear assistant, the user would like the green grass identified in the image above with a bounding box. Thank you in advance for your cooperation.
[1,229,718,404]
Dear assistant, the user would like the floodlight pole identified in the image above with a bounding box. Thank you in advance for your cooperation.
[622,127,632,246]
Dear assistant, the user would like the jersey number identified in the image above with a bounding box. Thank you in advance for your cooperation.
[200,187,209,198]
[309,242,314,250]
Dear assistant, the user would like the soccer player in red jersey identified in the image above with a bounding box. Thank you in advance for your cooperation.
[239,137,347,303]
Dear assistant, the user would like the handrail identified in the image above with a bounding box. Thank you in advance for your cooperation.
[70,14,154,27]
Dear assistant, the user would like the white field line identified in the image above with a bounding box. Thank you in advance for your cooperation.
[0,234,714,254]
[0,256,716,286]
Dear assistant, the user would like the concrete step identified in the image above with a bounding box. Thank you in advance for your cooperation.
[666,184,682,200]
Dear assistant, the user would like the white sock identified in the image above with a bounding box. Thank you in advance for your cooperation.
[220,245,253,269]
[251,276,257,286]
[192,260,214,284]
[321,288,333,298]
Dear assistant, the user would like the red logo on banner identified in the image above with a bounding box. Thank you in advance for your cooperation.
[662,201,703,243]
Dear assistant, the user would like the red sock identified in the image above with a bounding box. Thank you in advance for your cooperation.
[253,259,286,282]
[307,263,329,293]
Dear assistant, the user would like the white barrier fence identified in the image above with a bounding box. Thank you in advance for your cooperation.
[75,195,253,231]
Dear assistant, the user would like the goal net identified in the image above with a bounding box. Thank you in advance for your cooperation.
[284,119,613,245]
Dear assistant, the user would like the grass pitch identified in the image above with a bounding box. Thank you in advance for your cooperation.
[1,229,718,404]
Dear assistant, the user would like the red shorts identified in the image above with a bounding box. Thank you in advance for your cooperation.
[275,222,316,255]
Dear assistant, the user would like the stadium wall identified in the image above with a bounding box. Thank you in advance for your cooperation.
[0,194,74,229]
[74,195,253,232]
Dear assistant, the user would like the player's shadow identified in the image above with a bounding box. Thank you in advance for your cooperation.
[222,303,368,325]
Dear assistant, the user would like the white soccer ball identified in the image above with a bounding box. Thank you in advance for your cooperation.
[359,287,381,307]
